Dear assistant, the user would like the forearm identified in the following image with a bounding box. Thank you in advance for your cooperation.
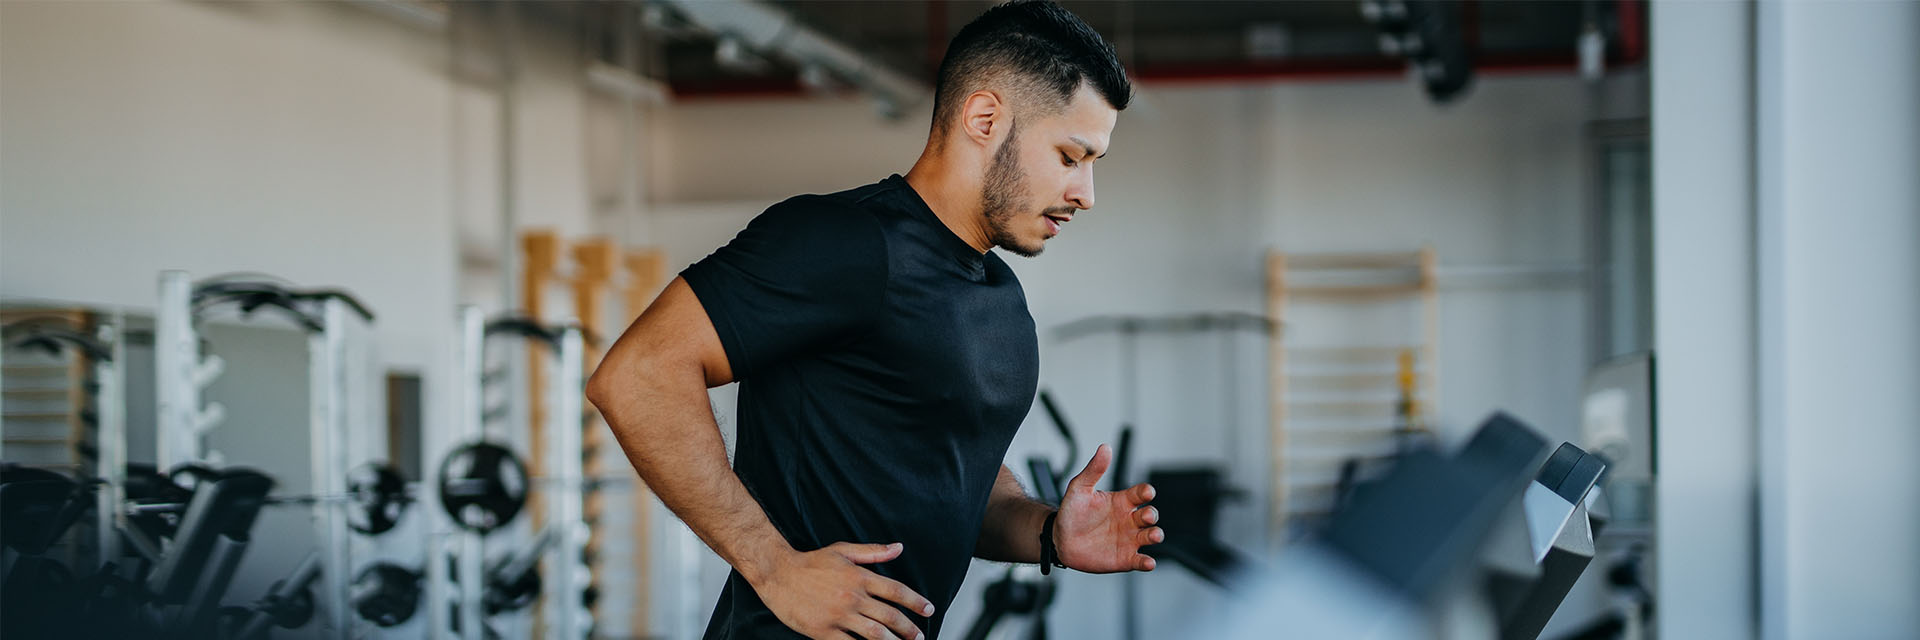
[972,466,1054,564]
[589,359,792,584]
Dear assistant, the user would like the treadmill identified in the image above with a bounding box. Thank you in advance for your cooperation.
[1209,412,1607,640]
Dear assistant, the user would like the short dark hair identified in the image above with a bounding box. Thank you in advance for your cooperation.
[931,0,1131,134]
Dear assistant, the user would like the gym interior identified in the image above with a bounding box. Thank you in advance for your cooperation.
[2,1,1915,639]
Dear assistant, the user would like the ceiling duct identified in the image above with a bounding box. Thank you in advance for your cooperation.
[341,0,449,32]
[655,0,933,118]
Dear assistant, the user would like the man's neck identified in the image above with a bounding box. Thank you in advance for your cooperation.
[904,154,992,254]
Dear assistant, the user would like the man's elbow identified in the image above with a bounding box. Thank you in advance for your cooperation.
[584,360,627,412]
[585,351,697,412]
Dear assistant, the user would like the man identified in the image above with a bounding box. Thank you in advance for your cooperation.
[587,2,1159,638]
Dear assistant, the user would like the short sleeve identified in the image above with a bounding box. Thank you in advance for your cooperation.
[679,197,889,379]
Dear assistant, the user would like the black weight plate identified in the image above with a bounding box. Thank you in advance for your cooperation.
[352,562,423,627]
[346,463,409,535]
[436,442,527,534]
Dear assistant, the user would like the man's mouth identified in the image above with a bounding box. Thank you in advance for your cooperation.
[1043,212,1072,235]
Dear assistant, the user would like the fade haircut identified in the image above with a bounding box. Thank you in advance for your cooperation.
[931,0,1131,136]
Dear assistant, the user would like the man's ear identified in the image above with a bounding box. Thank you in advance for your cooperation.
[961,90,1005,149]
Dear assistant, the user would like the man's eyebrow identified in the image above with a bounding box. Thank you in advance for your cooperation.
[1067,136,1107,159]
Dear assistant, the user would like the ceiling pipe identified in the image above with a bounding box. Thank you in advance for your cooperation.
[340,0,448,32]
[662,0,1647,99]
[666,53,1646,100]
[1129,47,1642,85]
[654,0,932,118]
[586,62,672,105]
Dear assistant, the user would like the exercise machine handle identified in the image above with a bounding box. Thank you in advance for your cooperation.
[1109,426,1133,493]
[1036,389,1078,468]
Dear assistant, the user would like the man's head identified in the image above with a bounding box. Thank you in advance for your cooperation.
[929,0,1130,257]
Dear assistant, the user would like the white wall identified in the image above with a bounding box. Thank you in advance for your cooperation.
[0,1,606,636]
[1757,2,1920,638]
[642,70,1630,639]
[1655,1,1920,638]
[1649,3,1760,638]
[0,3,454,636]
[0,0,457,373]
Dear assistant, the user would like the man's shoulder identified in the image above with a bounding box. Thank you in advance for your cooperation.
[728,184,894,278]
[763,179,898,224]
[751,194,879,238]
[745,180,906,257]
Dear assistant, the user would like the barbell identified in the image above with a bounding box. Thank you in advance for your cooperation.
[126,440,536,537]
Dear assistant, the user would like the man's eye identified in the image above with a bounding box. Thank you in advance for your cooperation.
[1061,154,1078,167]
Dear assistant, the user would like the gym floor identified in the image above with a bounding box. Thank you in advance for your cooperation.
[2,2,1916,639]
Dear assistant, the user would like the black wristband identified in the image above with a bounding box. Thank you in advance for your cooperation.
[1039,510,1065,575]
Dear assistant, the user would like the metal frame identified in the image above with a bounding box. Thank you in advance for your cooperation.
[151,272,377,638]
[93,312,128,569]
[432,306,489,640]
[542,326,590,639]
[155,271,225,470]
[428,309,592,639]
[308,297,377,638]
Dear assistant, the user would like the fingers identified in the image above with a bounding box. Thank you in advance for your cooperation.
[832,541,903,564]
[1126,482,1156,506]
[1132,505,1159,527]
[839,616,905,640]
[866,574,936,618]
[1066,443,1112,493]
[1135,526,1164,547]
[1133,553,1157,572]
[858,600,926,640]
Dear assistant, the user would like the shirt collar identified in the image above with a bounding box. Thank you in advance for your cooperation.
[886,174,988,278]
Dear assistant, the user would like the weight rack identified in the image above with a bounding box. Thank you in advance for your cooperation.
[151,271,379,637]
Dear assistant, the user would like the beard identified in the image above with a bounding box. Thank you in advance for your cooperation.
[981,122,1045,257]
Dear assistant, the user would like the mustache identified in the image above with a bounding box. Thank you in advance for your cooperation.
[1039,206,1076,216]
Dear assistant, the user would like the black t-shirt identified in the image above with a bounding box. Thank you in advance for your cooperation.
[680,175,1040,639]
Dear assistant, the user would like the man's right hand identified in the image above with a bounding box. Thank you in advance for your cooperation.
[750,542,936,640]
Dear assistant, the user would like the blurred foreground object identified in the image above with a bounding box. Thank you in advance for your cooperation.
[1210,412,1608,640]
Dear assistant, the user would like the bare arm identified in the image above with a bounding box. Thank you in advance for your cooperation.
[974,466,1053,563]
[586,277,781,581]
[587,277,932,640]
